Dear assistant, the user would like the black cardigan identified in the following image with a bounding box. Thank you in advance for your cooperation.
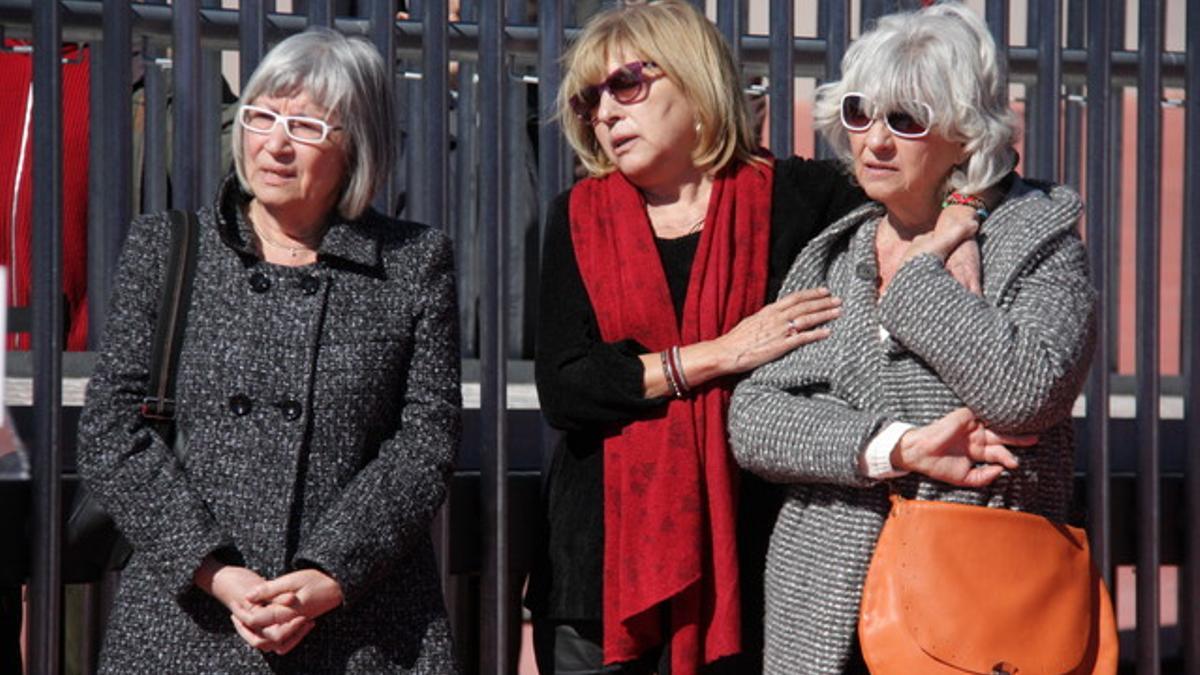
[528,157,866,626]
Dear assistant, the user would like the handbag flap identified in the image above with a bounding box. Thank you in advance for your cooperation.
[888,497,1095,673]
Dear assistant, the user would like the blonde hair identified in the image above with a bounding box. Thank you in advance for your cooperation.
[557,0,759,177]
[812,1,1018,194]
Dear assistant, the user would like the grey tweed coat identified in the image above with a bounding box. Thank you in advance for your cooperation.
[728,176,1096,674]
[77,177,461,673]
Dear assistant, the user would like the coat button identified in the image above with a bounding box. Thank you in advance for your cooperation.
[229,394,253,416]
[249,272,271,293]
[278,400,303,421]
[855,262,878,283]
[299,276,320,295]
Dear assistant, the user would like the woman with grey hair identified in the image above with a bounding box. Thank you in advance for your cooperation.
[77,28,459,672]
[728,3,1096,672]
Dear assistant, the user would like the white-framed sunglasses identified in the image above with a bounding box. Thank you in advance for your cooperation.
[237,105,342,144]
[839,92,934,139]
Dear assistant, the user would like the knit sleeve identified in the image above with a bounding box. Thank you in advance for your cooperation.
[728,349,890,487]
[76,211,234,598]
[878,226,1096,434]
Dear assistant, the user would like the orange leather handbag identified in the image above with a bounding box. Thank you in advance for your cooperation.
[859,494,1118,675]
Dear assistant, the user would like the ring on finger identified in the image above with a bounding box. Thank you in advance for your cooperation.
[786,318,798,335]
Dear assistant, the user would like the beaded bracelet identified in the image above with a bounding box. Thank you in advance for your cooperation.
[941,191,990,221]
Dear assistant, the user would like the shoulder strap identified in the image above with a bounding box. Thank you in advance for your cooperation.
[140,210,200,430]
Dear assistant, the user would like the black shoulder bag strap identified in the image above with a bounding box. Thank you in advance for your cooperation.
[139,209,201,438]
[64,210,200,582]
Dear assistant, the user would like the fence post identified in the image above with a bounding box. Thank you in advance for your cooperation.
[171,0,201,211]
[768,0,793,156]
[1182,0,1200,670]
[478,0,510,671]
[1085,0,1114,593]
[1135,0,1164,670]
[1027,1,1061,182]
[29,0,65,672]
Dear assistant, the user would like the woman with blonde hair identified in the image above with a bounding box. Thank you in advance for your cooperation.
[529,2,985,673]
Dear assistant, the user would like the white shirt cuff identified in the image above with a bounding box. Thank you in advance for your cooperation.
[861,422,914,479]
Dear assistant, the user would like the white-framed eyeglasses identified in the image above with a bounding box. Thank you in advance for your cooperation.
[238,105,342,144]
[839,92,934,139]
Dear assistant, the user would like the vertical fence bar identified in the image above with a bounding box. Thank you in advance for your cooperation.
[1183,0,1200,669]
[860,0,885,30]
[537,0,566,216]
[239,0,268,88]
[1086,0,1114,591]
[403,50,426,220]
[199,0,223,199]
[985,0,1009,86]
[172,0,201,211]
[454,2,479,357]
[1106,0,1126,373]
[1135,0,1163,670]
[29,0,64,673]
[816,0,848,159]
[820,0,848,83]
[306,0,333,29]
[142,0,169,215]
[369,1,396,216]
[92,0,132,345]
[768,0,793,156]
[1062,0,1084,191]
[87,35,107,349]
[421,0,448,229]
[478,0,509,670]
[717,0,742,63]
[505,0,531,358]
[1028,0,1061,182]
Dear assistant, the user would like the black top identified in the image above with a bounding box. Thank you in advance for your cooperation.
[528,157,866,628]
[656,231,702,326]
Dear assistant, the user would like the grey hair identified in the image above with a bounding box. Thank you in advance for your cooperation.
[812,1,1018,194]
[232,27,393,220]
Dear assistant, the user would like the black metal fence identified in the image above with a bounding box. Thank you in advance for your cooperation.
[0,0,1195,673]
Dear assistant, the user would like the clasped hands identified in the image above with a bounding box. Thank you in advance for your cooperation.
[195,557,344,655]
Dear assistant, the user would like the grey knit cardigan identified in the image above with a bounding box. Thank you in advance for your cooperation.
[728,176,1096,674]
[77,177,461,673]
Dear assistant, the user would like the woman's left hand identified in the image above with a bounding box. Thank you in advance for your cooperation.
[902,204,982,294]
[236,569,345,654]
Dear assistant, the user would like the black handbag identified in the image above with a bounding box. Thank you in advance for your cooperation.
[63,210,200,583]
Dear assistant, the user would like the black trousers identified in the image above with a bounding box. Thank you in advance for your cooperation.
[533,620,754,675]
[533,620,670,675]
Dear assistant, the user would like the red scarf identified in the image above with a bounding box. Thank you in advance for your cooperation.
[569,156,774,672]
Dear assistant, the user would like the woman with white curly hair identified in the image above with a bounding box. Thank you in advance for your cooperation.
[729,3,1097,672]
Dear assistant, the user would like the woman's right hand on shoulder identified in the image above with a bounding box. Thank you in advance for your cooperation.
[713,288,841,374]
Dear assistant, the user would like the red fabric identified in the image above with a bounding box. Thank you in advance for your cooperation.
[568,155,774,672]
[0,40,90,350]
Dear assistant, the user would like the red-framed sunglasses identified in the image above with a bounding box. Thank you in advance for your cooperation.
[569,60,661,122]
[839,92,934,139]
